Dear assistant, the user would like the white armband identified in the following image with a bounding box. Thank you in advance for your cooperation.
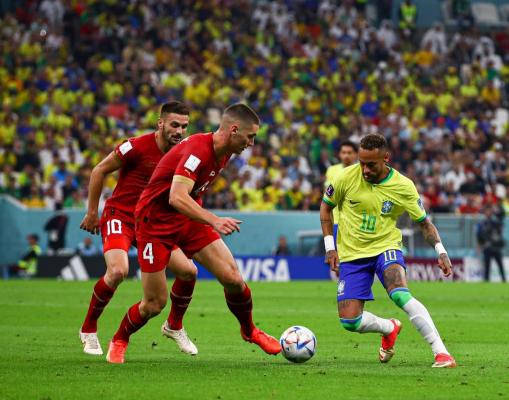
[324,235,335,252]
[435,242,447,255]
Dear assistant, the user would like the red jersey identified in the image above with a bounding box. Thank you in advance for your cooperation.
[104,132,164,224]
[135,133,230,237]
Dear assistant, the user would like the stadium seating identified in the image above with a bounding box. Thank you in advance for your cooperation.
[471,2,507,28]
[0,0,507,216]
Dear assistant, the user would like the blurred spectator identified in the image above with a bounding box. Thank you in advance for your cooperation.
[452,0,473,32]
[421,23,447,55]
[398,0,417,40]
[476,204,507,282]
[9,234,41,278]
[377,21,398,50]
[43,203,68,254]
[77,237,99,257]
[273,235,291,256]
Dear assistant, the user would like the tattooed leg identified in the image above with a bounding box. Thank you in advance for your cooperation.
[383,264,408,294]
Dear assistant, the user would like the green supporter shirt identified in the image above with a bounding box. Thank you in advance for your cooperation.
[323,164,426,262]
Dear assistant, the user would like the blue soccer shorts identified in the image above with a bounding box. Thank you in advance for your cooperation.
[337,249,406,302]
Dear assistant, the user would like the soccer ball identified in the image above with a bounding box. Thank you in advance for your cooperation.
[279,326,317,363]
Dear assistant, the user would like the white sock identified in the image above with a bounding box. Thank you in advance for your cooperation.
[357,311,394,335]
[402,298,448,355]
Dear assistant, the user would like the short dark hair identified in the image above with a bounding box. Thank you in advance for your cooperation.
[223,103,260,126]
[360,134,388,151]
[339,140,358,153]
[160,101,190,117]
[28,233,39,242]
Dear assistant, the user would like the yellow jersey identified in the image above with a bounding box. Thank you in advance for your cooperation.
[325,163,345,225]
[323,164,426,261]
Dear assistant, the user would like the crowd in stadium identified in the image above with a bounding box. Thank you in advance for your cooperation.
[0,0,508,214]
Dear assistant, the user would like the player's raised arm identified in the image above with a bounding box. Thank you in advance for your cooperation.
[169,178,241,236]
[417,217,452,277]
[320,183,339,273]
[80,151,123,234]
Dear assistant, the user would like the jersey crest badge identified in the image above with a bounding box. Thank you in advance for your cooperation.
[337,280,345,296]
[184,154,201,172]
[325,184,334,197]
[381,200,394,214]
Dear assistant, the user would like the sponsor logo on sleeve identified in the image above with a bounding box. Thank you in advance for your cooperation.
[184,154,201,172]
[325,184,335,197]
[119,141,133,155]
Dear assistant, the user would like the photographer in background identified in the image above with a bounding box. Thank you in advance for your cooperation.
[477,204,507,282]
[9,234,41,278]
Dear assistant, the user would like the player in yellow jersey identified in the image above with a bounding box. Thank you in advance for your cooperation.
[325,141,358,244]
[320,134,456,368]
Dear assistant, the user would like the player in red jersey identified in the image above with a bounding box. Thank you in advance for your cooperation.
[106,104,281,363]
[79,102,198,356]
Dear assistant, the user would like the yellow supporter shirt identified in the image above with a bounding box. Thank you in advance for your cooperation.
[23,197,46,208]
[323,164,426,261]
[0,121,16,145]
[252,198,276,211]
[46,111,72,130]
[460,84,478,98]
[481,86,500,105]
[103,81,124,102]
[436,92,455,115]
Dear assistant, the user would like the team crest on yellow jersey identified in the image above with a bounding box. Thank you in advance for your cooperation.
[381,200,394,214]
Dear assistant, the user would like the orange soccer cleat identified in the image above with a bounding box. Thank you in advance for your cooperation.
[432,353,457,368]
[241,328,281,355]
[379,319,402,363]
[106,340,128,364]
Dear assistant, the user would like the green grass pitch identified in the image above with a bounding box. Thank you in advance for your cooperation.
[1,280,508,400]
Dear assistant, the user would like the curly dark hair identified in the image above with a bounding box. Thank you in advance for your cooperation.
[360,134,388,151]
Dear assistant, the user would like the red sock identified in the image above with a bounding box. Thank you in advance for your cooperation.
[167,278,196,330]
[81,277,115,333]
[113,302,148,343]
[224,285,255,336]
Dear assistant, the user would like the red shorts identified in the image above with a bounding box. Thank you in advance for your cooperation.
[136,217,220,273]
[100,207,136,253]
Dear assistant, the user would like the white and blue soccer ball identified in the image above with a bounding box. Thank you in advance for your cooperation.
[279,326,317,363]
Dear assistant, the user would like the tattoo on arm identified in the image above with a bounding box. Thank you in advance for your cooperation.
[320,216,333,236]
[418,218,442,247]
[320,202,334,236]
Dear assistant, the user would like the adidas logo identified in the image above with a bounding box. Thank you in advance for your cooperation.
[59,255,90,281]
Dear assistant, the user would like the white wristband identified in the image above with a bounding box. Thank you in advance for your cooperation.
[435,242,447,255]
[324,235,335,252]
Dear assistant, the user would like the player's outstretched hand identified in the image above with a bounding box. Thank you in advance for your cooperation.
[326,250,339,274]
[438,253,452,277]
[212,217,242,236]
[80,213,100,235]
